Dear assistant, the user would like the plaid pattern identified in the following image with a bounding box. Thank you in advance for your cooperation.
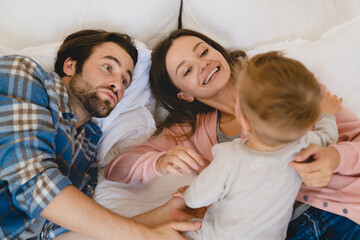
[0,55,102,239]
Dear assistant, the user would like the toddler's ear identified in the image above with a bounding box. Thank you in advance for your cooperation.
[235,101,250,138]
[238,114,250,138]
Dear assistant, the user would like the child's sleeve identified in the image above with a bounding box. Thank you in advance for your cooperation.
[184,143,236,208]
[310,113,339,146]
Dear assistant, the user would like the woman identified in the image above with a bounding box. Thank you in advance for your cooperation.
[105,29,360,239]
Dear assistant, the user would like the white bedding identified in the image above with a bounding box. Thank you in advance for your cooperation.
[1,1,359,239]
[182,0,360,51]
[2,15,359,220]
[94,169,197,217]
[93,16,360,217]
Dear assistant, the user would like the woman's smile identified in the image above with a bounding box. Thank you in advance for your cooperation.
[203,66,220,85]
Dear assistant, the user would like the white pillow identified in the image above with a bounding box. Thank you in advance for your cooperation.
[95,106,156,168]
[0,0,181,50]
[16,42,62,73]
[182,0,360,51]
[246,15,360,118]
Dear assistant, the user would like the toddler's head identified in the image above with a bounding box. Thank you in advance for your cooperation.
[236,51,322,147]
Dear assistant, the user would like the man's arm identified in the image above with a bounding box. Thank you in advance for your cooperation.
[42,185,201,240]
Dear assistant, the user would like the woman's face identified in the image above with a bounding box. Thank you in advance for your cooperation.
[166,35,231,101]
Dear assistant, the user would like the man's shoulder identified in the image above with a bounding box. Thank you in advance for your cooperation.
[0,54,53,80]
[86,120,103,140]
[0,54,58,106]
[1,54,39,67]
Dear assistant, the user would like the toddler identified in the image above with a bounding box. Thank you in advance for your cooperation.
[174,51,342,240]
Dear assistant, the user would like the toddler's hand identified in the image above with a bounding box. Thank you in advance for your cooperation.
[321,92,342,115]
[172,186,189,199]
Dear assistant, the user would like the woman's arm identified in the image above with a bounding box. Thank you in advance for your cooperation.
[331,107,360,175]
[105,112,217,183]
[105,125,191,183]
[104,134,170,183]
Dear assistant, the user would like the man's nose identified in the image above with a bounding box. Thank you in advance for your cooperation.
[109,80,123,93]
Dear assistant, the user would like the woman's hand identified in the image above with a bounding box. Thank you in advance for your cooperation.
[289,144,340,187]
[156,145,208,176]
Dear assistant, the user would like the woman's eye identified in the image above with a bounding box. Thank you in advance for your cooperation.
[200,49,208,57]
[104,64,112,72]
[184,67,192,76]
[122,79,128,87]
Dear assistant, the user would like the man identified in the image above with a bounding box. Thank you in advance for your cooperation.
[0,29,200,240]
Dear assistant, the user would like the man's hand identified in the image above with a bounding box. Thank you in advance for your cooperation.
[51,188,202,240]
[55,221,202,240]
[147,221,201,240]
[133,196,206,228]
[167,196,207,222]
[289,144,340,187]
[172,186,189,199]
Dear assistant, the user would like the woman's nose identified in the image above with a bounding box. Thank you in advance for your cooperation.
[198,59,210,73]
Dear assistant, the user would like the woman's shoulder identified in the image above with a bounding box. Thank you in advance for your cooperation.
[196,111,218,125]
[158,111,218,145]
[196,111,218,137]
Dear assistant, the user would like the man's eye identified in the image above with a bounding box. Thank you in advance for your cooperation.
[200,49,208,57]
[104,64,112,72]
[184,67,192,76]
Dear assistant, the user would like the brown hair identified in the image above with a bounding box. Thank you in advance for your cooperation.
[237,51,322,146]
[55,29,138,77]
[150,29,246,138]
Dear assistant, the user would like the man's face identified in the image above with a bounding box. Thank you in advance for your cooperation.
[69,42,134,118]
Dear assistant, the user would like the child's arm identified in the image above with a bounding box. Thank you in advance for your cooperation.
[311,93,342,146]
[181,144,236,209]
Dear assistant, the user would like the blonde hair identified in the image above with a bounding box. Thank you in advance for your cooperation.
[237,51,322,146]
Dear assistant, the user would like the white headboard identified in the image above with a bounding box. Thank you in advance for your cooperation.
[0,0,181,50]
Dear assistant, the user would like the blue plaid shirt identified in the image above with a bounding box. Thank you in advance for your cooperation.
[0,55,102,239]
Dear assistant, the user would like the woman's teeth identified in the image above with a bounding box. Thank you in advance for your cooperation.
[204,67,219,85]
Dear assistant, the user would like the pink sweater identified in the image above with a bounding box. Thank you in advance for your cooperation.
[105,107,360,224]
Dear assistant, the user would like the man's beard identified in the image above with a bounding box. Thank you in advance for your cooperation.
[69,75,114,118]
